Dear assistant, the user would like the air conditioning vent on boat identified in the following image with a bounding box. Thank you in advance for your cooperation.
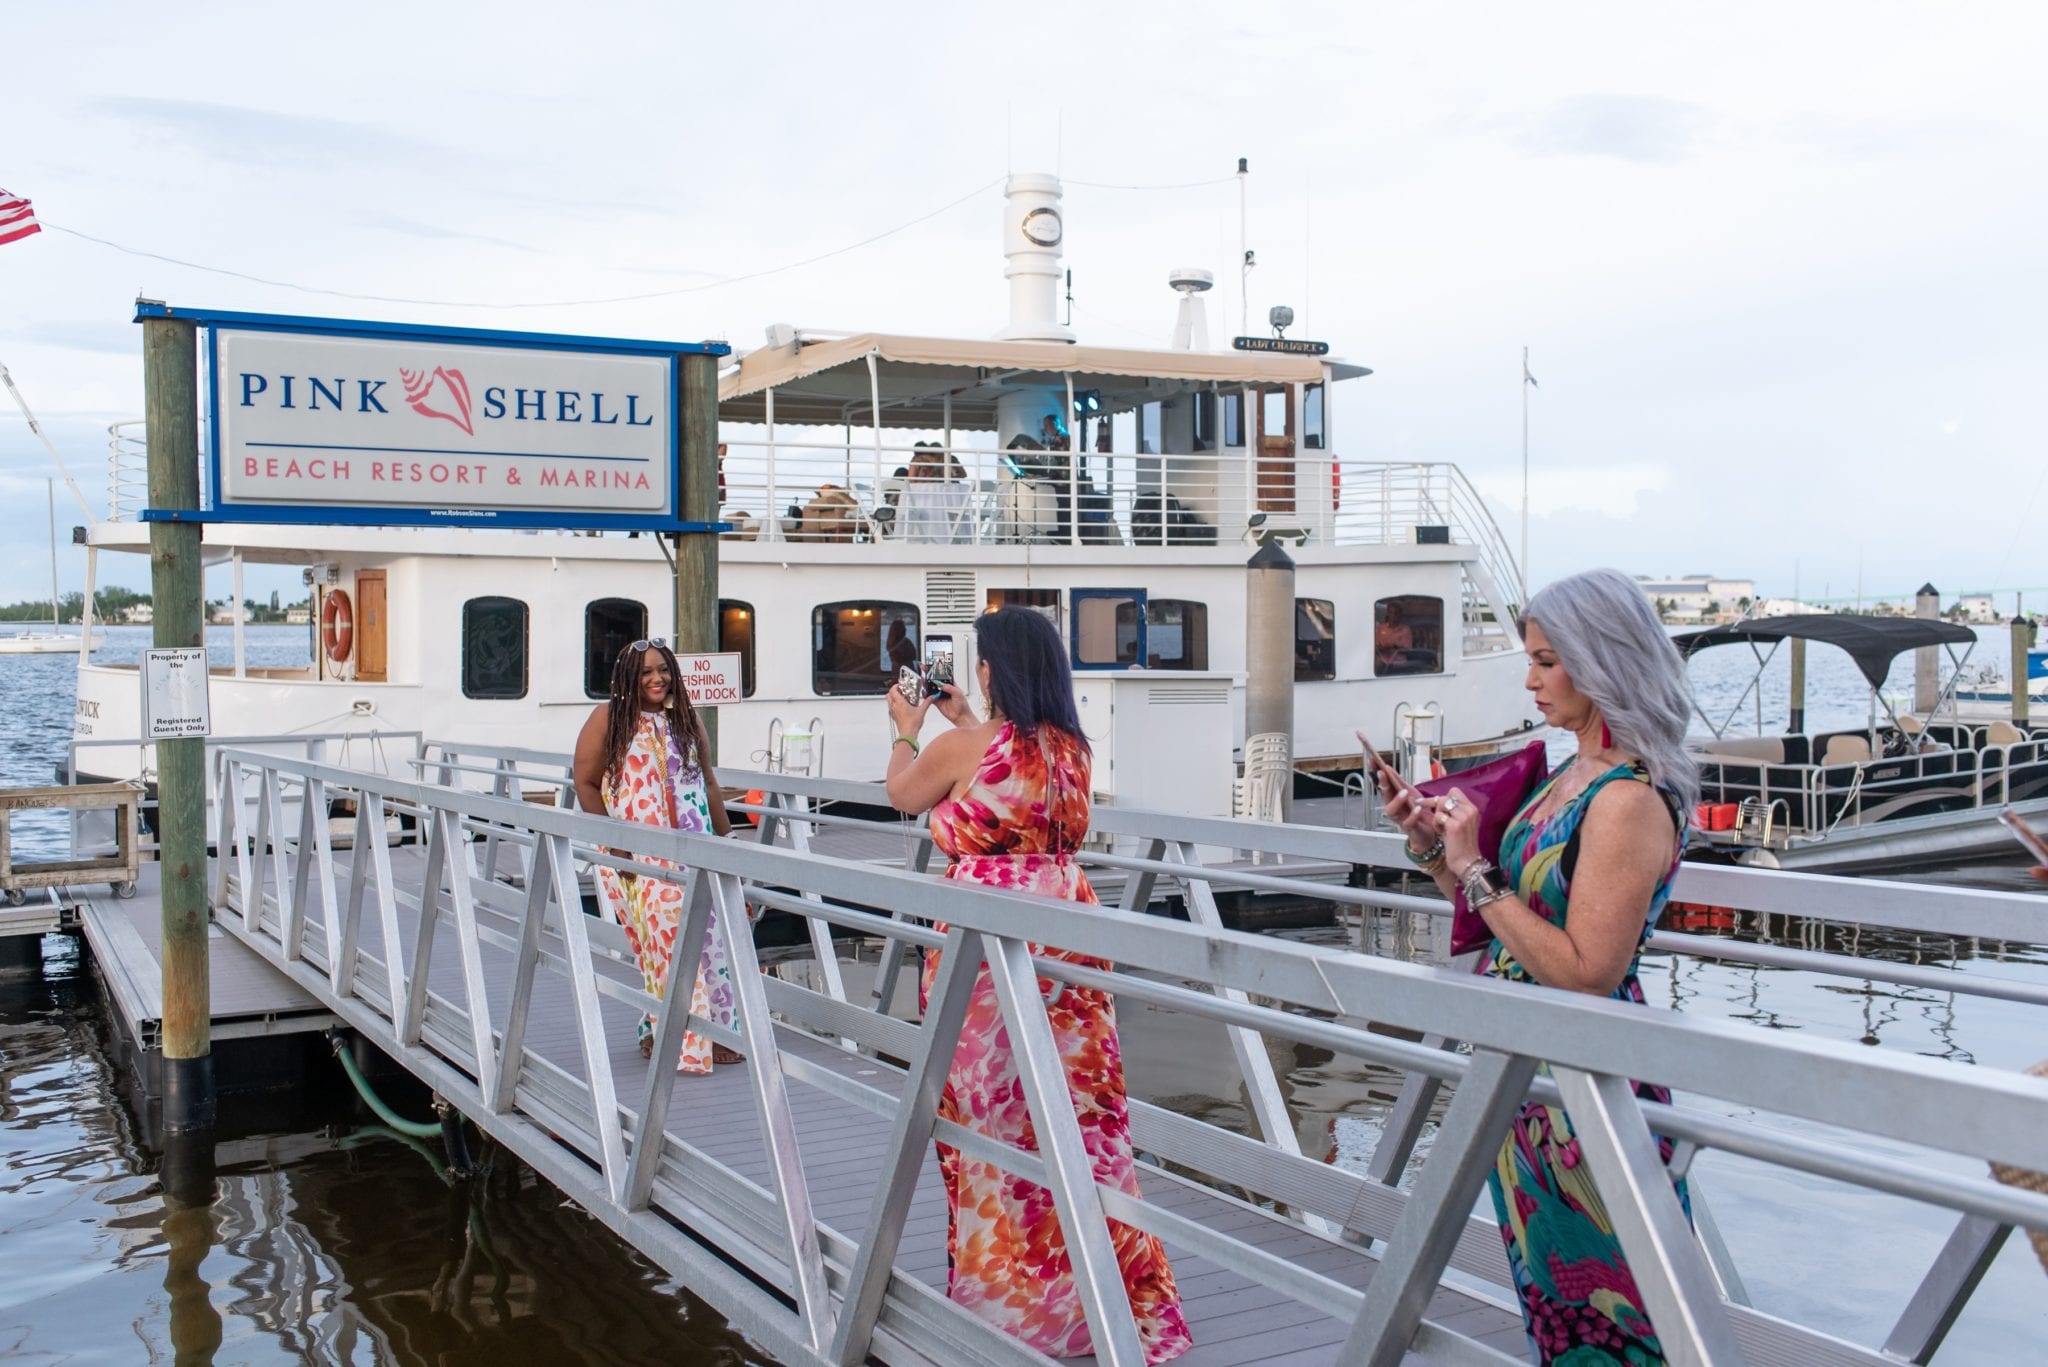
[925,571,977,625]
[1146,684,1230,706]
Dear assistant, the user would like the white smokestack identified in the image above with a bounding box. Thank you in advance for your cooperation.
[995,173,1073,343]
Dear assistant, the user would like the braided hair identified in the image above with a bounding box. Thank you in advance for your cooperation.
[602,640,714,792]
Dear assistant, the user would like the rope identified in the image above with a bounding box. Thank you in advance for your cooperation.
[41,176,1003,312]
[330,1033,442,1138]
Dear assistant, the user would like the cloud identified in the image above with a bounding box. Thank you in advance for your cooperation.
[353,212,539,254]
[1511,94,1713,165]
[1474,462,1671,521]
[3,322,134,355]
[92,96,434,170]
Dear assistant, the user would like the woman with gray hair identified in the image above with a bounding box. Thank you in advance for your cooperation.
[1377,566,1695,1365]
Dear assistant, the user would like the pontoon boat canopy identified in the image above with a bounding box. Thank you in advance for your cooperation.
[719,332,1371,428]
[1674,615,1978,689]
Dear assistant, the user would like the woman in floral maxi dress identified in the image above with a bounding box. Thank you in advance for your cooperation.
[573,639,738,1074]
[883,607,1192,1365]
[1376,569,1699,1365]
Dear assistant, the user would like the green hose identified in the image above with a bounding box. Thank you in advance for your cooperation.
[331,1035,443,1138]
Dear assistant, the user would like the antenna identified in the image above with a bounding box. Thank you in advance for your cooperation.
[1237,157,1251,336]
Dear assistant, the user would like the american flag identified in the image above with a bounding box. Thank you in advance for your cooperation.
[0,189,42,246]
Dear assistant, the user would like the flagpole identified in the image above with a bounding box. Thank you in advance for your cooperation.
[1520,346,1530,603]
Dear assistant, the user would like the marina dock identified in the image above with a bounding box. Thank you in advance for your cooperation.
[26,740,2048,1365]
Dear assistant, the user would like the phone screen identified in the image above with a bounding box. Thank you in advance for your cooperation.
[922,634,955,698]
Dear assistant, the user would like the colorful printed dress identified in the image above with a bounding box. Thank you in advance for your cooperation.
[1484,760,1690,1365]
[597,711,735,1074]
[919,722,1193,1364]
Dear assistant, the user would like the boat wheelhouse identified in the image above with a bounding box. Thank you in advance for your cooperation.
[1679,615,2048,871]
[66,175,1538,814]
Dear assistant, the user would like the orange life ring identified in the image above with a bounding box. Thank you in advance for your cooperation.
[322,588,354,663]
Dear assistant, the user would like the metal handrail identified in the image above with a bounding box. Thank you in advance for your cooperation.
[208,745,2048,1367]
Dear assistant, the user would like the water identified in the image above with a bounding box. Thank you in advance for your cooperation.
[4,624,2046,1361]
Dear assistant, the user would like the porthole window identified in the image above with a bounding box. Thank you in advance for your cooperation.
[462,596,529,700]
[719,599,757,697]
[584,598,648,699]
[1295,598,1335,681]
[812,600,918,696]
[1374,594,1444,677]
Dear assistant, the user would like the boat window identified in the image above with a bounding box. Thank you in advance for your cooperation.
[1137,402,1163,456]
[1223,391,1245,447]
[812,600,918,696]
[1147,599,1209,670]
[1072,589,1143,669]
[987,587,1061,626]
[1303,384,1326,451]
[1296,598,1336,681]
[1192,388,1218,450]
[583,598,648,699]
[462,596,529,700]
[1374,594,1444,677]
[719,599,757,697]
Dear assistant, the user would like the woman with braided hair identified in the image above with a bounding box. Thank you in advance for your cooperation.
[573,638,740,1071]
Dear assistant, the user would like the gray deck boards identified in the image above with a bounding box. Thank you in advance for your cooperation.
[80,834,1527,1365]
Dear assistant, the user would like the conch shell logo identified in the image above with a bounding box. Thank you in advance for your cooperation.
[399,365,474,436]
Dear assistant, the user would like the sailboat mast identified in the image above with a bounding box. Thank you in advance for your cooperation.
[47,477,59,629]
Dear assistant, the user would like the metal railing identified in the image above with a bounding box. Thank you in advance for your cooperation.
[207,745,2048,1367]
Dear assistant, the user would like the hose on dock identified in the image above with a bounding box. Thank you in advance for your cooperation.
[326,1031,446,1140]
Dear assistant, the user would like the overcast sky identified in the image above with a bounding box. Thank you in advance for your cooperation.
[4,2,2043,610]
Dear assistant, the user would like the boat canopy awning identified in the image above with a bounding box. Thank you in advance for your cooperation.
[718,331,1370,428]
[1674,615,1978,689]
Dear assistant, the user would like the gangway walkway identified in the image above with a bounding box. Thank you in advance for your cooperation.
[199,745,2048,1367]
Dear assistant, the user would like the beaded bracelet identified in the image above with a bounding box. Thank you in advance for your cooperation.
[1402,836,1445,868]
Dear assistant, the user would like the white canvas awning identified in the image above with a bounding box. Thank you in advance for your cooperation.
[719,332,1370,428]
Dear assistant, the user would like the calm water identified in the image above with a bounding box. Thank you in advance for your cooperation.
[3,624,2045,1362]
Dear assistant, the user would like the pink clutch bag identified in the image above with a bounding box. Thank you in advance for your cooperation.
[1412,740,1549,957]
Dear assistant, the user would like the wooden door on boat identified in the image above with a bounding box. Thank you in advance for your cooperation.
[1256,385,1295,514]
[355,571,387,682]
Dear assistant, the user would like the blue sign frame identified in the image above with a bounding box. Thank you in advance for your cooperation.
[135,302,731,532]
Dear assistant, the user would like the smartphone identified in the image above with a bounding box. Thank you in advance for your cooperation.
[1999,808,2048,864]
[1356,728,1417,797]
[922,634,955,699]
[896,665,922,702]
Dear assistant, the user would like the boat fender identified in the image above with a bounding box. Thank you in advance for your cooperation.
[322,589,354,663]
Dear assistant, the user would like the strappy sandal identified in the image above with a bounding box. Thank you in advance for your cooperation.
[712,1044,744,1065]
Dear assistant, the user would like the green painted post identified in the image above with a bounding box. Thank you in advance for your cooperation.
[675,352,721,758]
[142,310,214,1133]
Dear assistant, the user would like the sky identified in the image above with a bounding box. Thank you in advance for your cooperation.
[3,1,2044,611]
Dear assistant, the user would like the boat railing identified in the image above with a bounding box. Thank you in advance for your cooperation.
[207,744,2048,1367]
[107,419,147,523]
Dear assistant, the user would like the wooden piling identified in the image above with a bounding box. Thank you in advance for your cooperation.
[674,351,721,756]
[2016,619,2033,728]
[142,312,214,1131]
[1915,583,1940,715]
[1788,637,1807,736]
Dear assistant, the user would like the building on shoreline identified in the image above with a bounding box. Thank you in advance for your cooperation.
[1636,574,1755,624]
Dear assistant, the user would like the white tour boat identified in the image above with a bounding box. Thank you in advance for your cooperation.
[66,175,1537,814]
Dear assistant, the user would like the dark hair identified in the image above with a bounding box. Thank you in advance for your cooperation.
[602,640,714,790]
[974,607,1088,752]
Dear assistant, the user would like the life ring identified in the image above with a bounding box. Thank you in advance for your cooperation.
[1332,460,1341,513]
[322,589,354,663]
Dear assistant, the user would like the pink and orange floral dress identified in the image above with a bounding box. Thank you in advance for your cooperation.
[919,722,1192,1364]
[597,711,735,1075]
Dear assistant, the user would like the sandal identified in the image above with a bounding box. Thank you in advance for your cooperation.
[712,1044,744,1066]
[639,1036,655,1060]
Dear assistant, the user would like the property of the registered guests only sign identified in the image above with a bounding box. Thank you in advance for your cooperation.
[135,303,729,531]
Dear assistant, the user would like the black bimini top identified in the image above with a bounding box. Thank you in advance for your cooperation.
[1674,614,1977,689]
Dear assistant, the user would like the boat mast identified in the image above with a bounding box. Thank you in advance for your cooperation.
[47,477,58,629]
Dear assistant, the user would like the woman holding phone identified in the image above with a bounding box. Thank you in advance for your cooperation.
[1376,568,1697,1366]
[882,607,1191,1364]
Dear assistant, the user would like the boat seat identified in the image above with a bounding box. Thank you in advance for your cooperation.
[1697,736,1786,764]
[1986,720,2026,747]
[1821,734,1872,765]
[1899,714,1925,735]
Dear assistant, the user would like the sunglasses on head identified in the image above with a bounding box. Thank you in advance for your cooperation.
[631,638,669,652]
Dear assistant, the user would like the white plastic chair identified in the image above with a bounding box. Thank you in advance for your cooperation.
[1235,731,1292,862]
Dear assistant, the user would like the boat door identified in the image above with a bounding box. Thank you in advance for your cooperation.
[1071,588,1145,670]
[1256,386,1295,514]
[355,570,387,682]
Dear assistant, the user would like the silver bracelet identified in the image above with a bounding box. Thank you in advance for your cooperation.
[1459,858,1513,909]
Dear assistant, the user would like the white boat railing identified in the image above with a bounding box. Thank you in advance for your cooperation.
[204,742,2048,1366]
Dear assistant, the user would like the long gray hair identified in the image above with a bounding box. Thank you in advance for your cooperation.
[1522,567,1699,812]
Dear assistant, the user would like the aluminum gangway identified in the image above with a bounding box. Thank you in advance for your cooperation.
[206,745,2048,1367]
